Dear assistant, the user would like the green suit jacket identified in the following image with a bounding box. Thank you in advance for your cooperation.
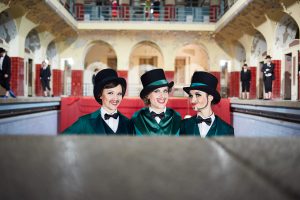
[180,115,234,137]
[63,110,133,135]
[131,107,182,136]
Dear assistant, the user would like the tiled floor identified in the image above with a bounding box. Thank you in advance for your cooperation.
[0,136,299,199]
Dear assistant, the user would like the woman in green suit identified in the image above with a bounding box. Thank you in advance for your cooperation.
[131,69,181,136]
[63,68,132,135]
[180,71,234,137]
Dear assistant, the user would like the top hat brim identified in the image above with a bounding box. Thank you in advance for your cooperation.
[94,77,126,104]
[140,81,174,99]
[265,56,272,59]
[183,85,221,104]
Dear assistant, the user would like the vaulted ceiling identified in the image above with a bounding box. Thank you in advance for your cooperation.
[1,0,77,41]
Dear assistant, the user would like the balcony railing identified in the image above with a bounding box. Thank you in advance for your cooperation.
[60,1,240,23]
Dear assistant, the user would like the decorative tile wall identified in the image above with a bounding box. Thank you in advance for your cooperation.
[71,70,83,96]
[249,67,256,99]
[272,60,281,99]
[164,5,176,21]
[75,3,84,21]
[10,57,24,96]
[52,69,63,96]
[229,71,239,97]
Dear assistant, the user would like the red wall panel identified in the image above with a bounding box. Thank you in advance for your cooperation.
[52,69,63,96]
[272,60,281,99]
[10,57,24,96]
[71,70,83,96]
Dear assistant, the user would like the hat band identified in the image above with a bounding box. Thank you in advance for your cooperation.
[147,79,168,87]
[191,83,208,87]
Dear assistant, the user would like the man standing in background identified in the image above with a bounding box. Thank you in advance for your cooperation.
[0,48,16,98]
[261,55,275,100]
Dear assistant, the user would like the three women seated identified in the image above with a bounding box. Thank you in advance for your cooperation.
[63,68,234,137]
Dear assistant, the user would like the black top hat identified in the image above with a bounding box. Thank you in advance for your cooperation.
[0,47,6,53]
[93,68,126,104]
[265,55,272,59]
[183,71,221,104]
[140,68,174,99]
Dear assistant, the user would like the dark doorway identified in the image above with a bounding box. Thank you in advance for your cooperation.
[284,53,292,100]
[27,59,33,97]
[258,61,264,99]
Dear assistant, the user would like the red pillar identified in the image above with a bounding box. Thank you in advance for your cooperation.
[52,69,64,96]
[164,5,176,21]
[249,67,256,99]
[120,3,130,21]
[210,0,220,22]
[228,71,240,97]
[71,70,83,96]
[75,3,84,21]
[272,60,281,99]
[10,57,24,96]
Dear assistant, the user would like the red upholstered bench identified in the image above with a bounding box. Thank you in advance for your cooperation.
[60,97,231,133]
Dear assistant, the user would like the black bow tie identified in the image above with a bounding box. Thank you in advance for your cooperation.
[150,111,165,119]
[104,113,119,120]
[196,116,212,126]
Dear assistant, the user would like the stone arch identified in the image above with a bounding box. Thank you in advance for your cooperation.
[234,42,246,69]
[275,14,299,50]
[46,41,59,68]
[25,29,41,54]
[0,10,17,45]
[128,40,164,96]
[250,31,267,66]
[174,43,210,86]
[83,40,118,96]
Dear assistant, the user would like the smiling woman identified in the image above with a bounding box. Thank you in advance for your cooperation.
[63,68,133,135]
[131,69,182,136]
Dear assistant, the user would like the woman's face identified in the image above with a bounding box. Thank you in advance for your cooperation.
[188,90,212,111]
[147,86,169,111]
[100,84,123,113]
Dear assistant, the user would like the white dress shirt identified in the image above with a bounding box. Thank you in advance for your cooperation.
[100,107,119,133]
[197,113,215,138]
[265,63,272,77]
[149,107,166,124]
[0,53,5,71]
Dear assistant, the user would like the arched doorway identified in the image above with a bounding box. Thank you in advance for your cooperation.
[275,14,299,100]
[128,41,164,96]
[25,29,41,97]
[83,41,117,96]
[174,44,209,96]
[251,31,267,99]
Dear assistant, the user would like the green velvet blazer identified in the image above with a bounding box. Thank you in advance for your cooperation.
[180,115,234,137]
[131,107,182,136]
[63,110,133,135]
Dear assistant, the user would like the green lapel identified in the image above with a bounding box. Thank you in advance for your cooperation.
[132,107,181,136]
[89,110,106,134]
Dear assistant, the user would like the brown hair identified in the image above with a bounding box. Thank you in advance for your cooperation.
[98,81,125,104]
[142,87,172,106]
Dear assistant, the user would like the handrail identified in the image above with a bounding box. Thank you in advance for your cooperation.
[59,1,240,23]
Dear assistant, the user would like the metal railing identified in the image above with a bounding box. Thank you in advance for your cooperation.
[79,5,211,23]
[60,1,241,23]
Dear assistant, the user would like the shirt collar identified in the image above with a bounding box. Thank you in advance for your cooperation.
[149,107,166,114]
[197,113,215,121]
[100,107,118,119]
